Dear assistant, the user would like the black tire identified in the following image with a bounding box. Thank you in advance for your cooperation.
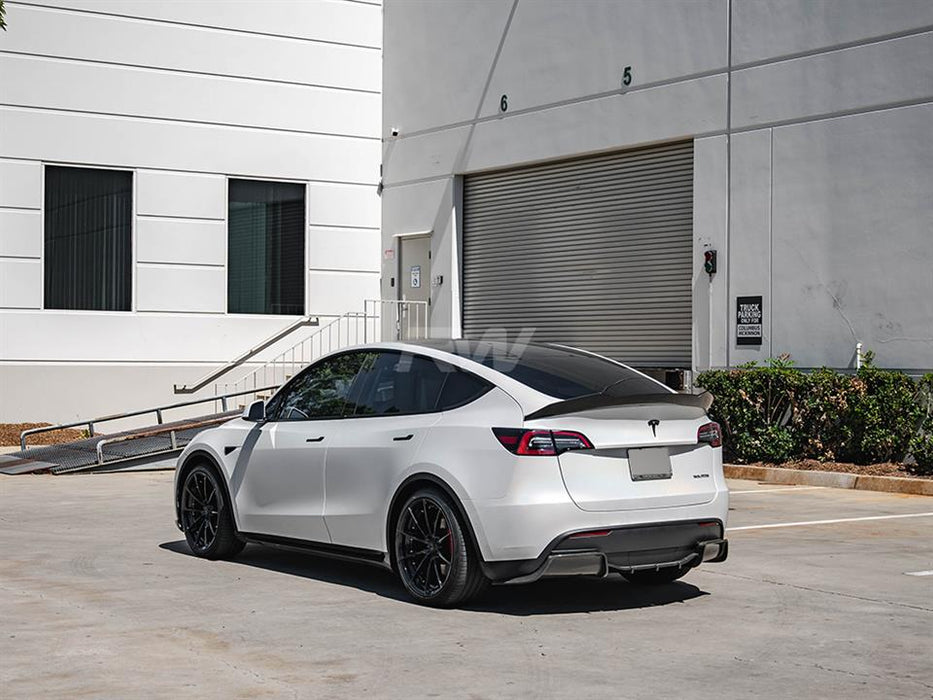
[622,565,691,585]
[179,464,245,560]
[393,488,488,607]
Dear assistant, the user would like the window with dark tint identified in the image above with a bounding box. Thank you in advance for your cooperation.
[415,341,668,400]
[44,166,132,311]
[436,369,491,411]
[349,352,492,416]
[350,352,448,416]
[271,352,370,420]
[228,179,305,315]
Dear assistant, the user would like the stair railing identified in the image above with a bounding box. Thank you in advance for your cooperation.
[215,300,428,400]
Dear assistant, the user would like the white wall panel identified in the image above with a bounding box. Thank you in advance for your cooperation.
[36,0,382,48]
[728,130,773,365]
[0,259,41,309]
[0,210,41,258]
[309,227,380,272]
[771,104,933,369]
[137,218,225,266]
[481,0,727,119]
[0,311,308,362]
[1,55,381,138]
[0,4,380,92]
[733,32,933,129]
[307,182,380,228]
[136,264,225,313]
[309,270,379,315]
[0,109,380,184]
[136,171,226,220]
[691,136,728,371]
[464,75,727,176]
[383,0,516,135]
[732,0,933,64]
[0,160,42,209]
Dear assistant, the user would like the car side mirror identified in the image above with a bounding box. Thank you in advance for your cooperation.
[243,399,266,422]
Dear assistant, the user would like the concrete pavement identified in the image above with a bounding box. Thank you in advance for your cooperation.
[1,473,931,699]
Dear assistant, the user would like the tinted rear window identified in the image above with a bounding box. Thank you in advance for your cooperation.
[415,341,667,400]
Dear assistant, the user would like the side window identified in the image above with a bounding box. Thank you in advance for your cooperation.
[351,352,449,416]
[272,352,371,421]
[436,369,492,411]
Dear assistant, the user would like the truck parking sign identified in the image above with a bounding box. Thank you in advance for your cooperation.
[736,296,763,346]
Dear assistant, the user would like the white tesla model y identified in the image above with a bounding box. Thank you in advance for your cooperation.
[174,340,728,607]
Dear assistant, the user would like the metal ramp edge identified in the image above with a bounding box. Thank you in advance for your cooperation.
[1,411,241,475]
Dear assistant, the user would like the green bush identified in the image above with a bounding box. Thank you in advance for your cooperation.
[907,374,933,475]
[697,356,931,469]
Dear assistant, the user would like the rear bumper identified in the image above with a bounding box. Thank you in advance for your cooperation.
[482,520,728,584]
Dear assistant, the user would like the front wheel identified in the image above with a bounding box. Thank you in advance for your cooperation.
[393,488,488,607]
[179,464,245,560]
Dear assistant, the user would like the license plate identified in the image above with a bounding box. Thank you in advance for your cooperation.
[628,447,672,481]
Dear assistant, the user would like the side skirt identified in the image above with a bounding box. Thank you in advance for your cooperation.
[240,532,391,570]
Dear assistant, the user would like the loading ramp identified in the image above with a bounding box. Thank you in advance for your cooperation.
[0,388,272,476]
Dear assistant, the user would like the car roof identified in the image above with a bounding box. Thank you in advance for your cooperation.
[319,338,656,414]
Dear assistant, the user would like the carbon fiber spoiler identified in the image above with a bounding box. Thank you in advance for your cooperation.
[524,391,714,421]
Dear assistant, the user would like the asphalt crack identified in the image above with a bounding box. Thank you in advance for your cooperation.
[698,569,933,613]
[733,655,933,692]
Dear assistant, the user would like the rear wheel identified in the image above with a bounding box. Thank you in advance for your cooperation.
[621,565,691,585]
[179,464,244,560]
[393,488,487,607]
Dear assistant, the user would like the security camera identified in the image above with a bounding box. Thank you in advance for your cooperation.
[390,127,400,137]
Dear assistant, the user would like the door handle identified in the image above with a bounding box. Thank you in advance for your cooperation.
[305,436,325,443]
[392,434,414,442]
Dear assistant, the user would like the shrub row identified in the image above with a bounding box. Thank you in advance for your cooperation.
[695,354,933,475]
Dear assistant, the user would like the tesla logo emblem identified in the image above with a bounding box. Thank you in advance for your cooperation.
[648,419,660,437]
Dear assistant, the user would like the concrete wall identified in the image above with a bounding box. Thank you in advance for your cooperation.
[381,0,933,374]
[0,0,382,422]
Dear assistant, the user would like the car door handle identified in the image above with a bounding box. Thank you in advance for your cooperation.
[305,436,325,443]
[392,434,414,442]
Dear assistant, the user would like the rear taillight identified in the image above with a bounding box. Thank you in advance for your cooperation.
[697,422,722,448]
[492,428,593,456]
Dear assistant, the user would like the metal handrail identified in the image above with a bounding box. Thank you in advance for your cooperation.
[216,300,429,401]
[20,386,277,451]
[173,315,320,394]
[94,415,234,466]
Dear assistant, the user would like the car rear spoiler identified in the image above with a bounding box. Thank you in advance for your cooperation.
[524,391,714,421]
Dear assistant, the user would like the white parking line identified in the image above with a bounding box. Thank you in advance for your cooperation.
[904,570,933,577]
[729,512,933,531]
[730,486,827,495]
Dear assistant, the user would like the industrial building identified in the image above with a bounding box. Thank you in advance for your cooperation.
[2,0,932,424]
[0,0,382,421]
[380,0,933,385]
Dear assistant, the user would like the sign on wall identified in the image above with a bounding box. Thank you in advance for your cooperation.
[736,296,763,346]
[410,265,421,289]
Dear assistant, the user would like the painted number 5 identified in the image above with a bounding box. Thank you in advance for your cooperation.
[621,66,633,87]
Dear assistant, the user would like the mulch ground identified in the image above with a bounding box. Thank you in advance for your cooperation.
[0,423,86,447]
[747,458,933,481]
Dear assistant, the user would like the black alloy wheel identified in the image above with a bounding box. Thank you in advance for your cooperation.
[180,464,244,560]
[394,488,487,607]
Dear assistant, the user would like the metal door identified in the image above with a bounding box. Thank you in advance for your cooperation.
[462,140,694,368]
[398,235,431,339]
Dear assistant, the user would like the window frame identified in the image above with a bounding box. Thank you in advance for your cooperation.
[262,349,494,422]
[225,176,309,318]
[41,163,135,313]
[265,349,374,423]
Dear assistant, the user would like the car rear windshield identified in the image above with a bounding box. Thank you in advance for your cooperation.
[416,341,670,400]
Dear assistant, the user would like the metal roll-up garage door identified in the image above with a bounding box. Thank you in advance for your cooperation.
[462,140,693,368]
